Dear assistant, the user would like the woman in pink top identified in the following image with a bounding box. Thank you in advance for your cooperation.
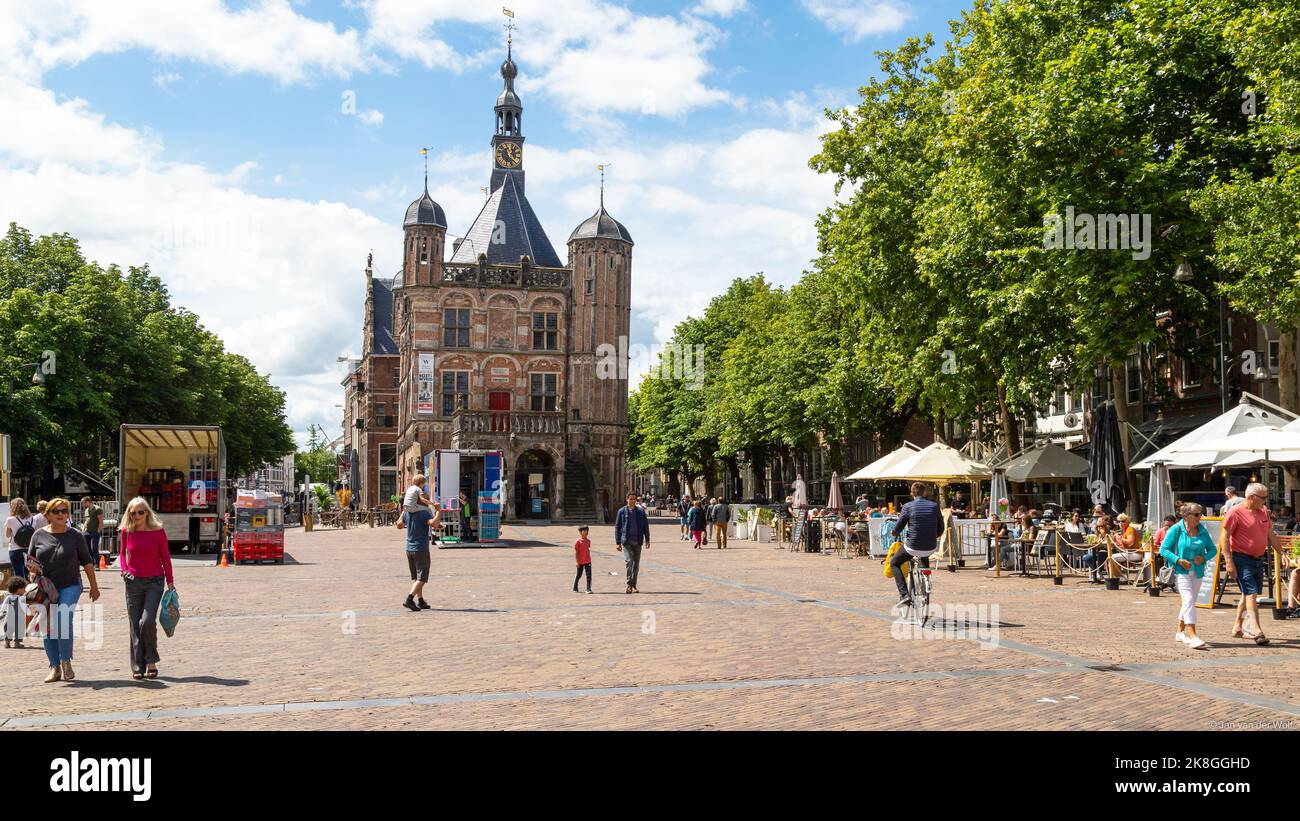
[119,497,175,680]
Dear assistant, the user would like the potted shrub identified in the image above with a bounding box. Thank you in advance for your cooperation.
[755,507,774,542]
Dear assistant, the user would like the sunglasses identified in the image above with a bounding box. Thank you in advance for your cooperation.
[129,510,147,517]
[49,508,69,515]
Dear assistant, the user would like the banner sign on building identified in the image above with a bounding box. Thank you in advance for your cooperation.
[417,352,435,415]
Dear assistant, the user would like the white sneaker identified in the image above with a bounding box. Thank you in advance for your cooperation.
[1175,632,1187,644]
[1186,636,1207,650]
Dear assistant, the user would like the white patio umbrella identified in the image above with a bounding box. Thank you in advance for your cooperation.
[874,441,991,483]
[1132,402,1290,470]
[845,443,922,481]
[1209,417,1300,467]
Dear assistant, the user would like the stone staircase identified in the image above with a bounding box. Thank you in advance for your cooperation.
[560,458,600,523]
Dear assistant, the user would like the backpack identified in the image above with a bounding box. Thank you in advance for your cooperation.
[13,518,35,549]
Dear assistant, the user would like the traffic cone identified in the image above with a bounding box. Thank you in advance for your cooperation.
[220,549,229,568]
[98,554,108,570]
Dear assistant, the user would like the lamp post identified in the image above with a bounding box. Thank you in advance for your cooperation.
[1174,261,1227,413]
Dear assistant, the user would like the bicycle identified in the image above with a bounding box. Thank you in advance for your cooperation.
[903,552,934,626]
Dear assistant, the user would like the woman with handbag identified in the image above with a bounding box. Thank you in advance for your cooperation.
[119,497,175,680]
[1159,503,1217,650]
[27,497,100,682]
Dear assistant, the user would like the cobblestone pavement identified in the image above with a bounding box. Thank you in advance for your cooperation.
[3,518,1297,730]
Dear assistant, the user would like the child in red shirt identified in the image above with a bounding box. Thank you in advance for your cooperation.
[573,526,593,594]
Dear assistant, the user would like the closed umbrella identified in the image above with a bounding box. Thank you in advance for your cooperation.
[827,471,844,512]
[349,449,361,503]
[1146,462,1174,530]
[1088,402,1128,516]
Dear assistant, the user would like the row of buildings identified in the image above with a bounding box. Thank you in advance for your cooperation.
[341,46,633,522]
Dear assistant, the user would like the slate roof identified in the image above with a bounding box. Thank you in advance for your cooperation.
[449,174,563,268]
[370,276,398,355]
[568,204,633,245]
[403,189,447,229]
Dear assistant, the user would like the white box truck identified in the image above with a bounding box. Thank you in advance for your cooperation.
[117,424,226,553]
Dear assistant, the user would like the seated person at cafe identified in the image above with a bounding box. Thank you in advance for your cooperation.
[1082,516,1113,582]
[1275,505,1296,534]
[1106,513,1143,576]
[1153,514,1177,549]
[986,514,1007,569]
[1064,509,1090,537]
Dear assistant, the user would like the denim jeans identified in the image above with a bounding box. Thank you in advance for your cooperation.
[125,576,165,673]
[43,583,83,666]
[8,550,26,580]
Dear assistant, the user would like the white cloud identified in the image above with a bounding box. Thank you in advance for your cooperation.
[357,108,384,126]
[0,75,397,440]
[359,0,733,122]
[0,0,372,84]
[691,0,749,17]
[800,0,911,41]
[152,71,182,89]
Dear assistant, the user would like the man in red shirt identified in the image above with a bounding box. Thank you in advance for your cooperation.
[1224,482,1281,645]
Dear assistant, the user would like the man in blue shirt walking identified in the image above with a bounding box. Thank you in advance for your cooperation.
[890,482,944,607]
[615,492,651,593]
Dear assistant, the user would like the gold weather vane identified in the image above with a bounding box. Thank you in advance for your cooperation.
[420,147,430,189]
[503,8,516,50]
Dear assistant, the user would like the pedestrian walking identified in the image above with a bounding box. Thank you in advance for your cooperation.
[79,497,103,561]
[119,497,175,680]
[3,498,36,584]
[572,525,593,594]
[712,498,730,549]
[687,498,707,549]
[1224,482,1279,645]
[27,497,100,683]
[614,493,650,593]
[401,502,437,612]
[32,501,48,531]
[678,494,692,540]
[1159,503,1216,650]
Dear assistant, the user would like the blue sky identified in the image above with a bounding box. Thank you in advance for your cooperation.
[0,0,971,445]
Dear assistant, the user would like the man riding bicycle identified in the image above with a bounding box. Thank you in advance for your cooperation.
[890,482,944,608]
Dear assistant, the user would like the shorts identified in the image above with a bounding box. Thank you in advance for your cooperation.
[1232,552,1264,596]
[406,550,431,583]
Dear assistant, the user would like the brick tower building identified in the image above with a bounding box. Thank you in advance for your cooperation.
[379,43,632,523]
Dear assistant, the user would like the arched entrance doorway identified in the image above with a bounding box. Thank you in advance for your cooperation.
[514,450,553,519]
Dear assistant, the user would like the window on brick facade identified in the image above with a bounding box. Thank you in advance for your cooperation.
[532,312,558,350]
[530,373,557,411]
[444,308,470,347]
[585,278,593,295]
[442,371,470,416]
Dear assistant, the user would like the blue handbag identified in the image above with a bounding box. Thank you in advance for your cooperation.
[159,588,180,638]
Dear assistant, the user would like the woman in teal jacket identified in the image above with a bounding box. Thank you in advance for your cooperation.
[1159,502,1218,649]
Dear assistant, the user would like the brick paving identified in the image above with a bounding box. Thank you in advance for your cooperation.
[3,517,1298,730]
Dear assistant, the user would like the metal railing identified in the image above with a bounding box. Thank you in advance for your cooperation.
[440,263,570,289]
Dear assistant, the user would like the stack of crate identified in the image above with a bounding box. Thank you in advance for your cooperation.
[233,488,285,564]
